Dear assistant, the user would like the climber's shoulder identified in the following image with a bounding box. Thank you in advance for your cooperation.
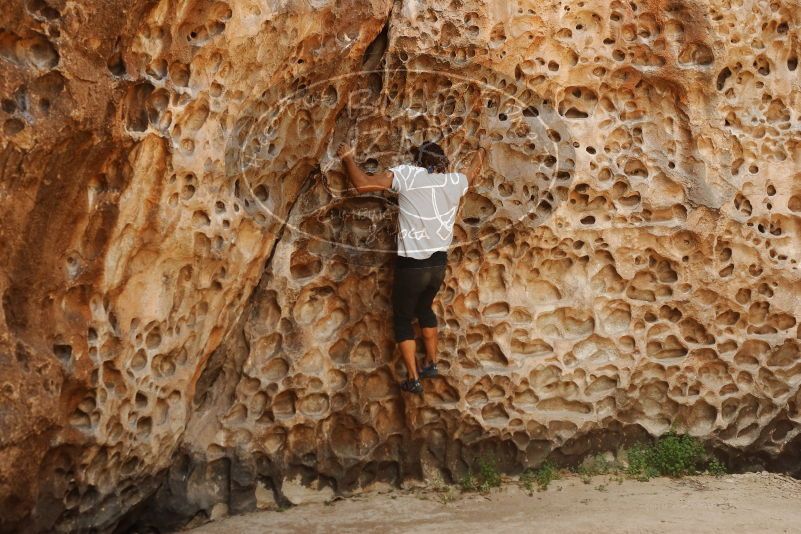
[368,170,393,192]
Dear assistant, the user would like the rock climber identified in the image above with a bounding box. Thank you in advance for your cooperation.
[337,140,486,394]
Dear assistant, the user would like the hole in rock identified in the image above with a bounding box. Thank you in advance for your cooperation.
[25,0,60,19]
[145,330,162,349]
[123,83,155,132]
[362,20,389,70]
[153,353,176,378]
[107,49,125,76]
[136,417,152,437]
[461,192,496,224]
[3,119,24,135]
[564,107,588,118]
[477,342,509,367]
[716,67,731,90]
[678,43,714,65]
[290,249,323,279]
[53,344,72,366]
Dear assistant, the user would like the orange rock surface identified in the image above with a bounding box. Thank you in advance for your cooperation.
[1,0,800,531]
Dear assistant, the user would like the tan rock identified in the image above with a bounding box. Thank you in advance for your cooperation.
[1,0,800,531]
[281,476,335,506]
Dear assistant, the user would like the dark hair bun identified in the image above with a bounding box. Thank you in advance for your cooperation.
[414,142,449,172]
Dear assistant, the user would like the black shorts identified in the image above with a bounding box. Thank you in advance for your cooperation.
[392,252,447,342]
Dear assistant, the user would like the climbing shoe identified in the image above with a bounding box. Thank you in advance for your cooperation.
[419,362,438,379]
[400,379,423,395]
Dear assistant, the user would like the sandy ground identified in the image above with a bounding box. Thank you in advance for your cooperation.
[186,472,801,534]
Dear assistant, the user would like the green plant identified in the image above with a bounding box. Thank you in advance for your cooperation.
[437,486,459,504]
[477,456,502,493]
[521,460,559,491]
[626,443,661,481]
[460,455,502,494]
[459,471,478,492]
[576,454,616,483]
[707,457,727,477]
[519,470,534,492]
[626,432,727,480]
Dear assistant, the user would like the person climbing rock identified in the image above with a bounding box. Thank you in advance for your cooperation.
[337,140,486,394]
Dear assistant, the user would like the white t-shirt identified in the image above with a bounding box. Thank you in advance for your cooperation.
[389,164,469,259]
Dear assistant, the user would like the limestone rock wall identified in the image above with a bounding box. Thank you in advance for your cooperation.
[0,0,391,531]
[1,0,801,531]
[173,0,801,521]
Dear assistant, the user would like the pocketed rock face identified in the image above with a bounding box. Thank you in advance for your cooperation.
[0,0,391,531]
[2,0,801,531]
[169,0,801,522]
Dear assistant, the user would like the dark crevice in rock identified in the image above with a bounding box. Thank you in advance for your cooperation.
[362,17,390,71]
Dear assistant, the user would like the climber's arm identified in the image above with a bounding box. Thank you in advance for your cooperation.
[462,147,486,187]
[337,143,393,193]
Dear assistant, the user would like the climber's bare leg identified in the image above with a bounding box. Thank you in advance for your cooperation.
[421,326,437,366]
[398,339,419,380]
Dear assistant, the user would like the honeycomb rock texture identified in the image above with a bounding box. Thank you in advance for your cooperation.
[2,0,801,531]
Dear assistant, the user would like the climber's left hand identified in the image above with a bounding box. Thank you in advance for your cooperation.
[336,142,355,159]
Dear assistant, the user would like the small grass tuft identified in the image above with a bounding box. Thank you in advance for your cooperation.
[437,486,459,504]
[706,457,727,477]
[459,471,478,492]
[576,454,616,484]
[521,460,560,492]
[460,454,502,494]
[478,456,502,492]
